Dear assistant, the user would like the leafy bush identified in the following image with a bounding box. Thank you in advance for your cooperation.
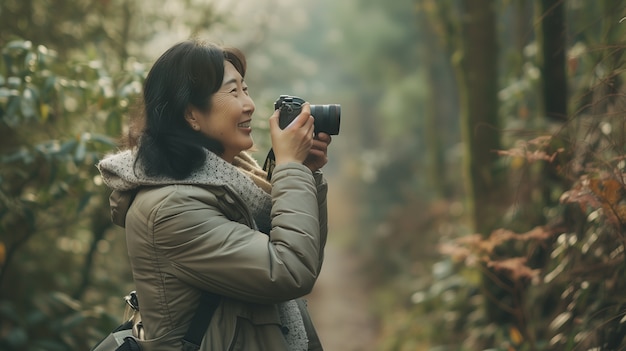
[0,39,142,350]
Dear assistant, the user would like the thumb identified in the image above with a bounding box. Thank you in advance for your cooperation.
[269,109,280,130]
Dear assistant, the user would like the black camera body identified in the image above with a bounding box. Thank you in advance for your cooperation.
[274,95,341,135]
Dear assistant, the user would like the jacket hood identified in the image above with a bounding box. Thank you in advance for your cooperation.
[97,149,271,227]
[97,150,143,192]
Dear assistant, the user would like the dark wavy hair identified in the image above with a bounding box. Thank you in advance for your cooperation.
[128,39,247,179]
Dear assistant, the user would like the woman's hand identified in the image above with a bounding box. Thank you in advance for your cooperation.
[269,103,315,166]
[303,132,331,172]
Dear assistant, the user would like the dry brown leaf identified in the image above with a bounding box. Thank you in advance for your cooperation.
[487,257,541,281]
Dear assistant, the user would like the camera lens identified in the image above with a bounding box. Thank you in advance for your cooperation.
[310,104,341,135]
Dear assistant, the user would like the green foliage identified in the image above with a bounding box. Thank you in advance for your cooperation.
[0,38,140,350]
[0,1,353,349]
[344,0,626,350]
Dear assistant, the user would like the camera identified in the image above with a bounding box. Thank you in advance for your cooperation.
[274,95,341,135]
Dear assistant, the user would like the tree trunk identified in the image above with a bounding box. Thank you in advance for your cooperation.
[420,13,452,198]
[456,0,503,236]
[533,0,569,229]
[454,0,516,334]
[536,0,568,122]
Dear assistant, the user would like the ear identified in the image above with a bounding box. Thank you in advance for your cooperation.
[185,106,200,130]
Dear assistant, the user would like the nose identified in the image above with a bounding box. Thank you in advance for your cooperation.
[243,94,255,115]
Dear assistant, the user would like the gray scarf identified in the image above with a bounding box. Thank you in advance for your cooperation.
[97,149,308,350]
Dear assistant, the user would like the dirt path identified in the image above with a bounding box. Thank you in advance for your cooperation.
[306,242,380,351]
[302,173,380,350]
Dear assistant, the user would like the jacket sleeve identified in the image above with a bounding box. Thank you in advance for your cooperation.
[140,163,323,304]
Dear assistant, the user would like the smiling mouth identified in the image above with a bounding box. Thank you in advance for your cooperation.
[238,121,251,128]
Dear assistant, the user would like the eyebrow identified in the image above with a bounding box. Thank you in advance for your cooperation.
[223,77,244,86]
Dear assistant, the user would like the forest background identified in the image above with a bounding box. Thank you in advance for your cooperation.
[2,0,626,350]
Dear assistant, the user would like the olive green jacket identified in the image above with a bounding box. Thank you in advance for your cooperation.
[99,152,327,351]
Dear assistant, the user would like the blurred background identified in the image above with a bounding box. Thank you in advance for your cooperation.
[2,0,626,350]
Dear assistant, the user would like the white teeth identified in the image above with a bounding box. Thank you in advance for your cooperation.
[238,121,250,128]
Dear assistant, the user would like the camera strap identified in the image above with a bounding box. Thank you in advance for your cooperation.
[263,148,276,181]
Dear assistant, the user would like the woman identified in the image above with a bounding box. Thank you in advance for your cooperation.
[97,39,331,350]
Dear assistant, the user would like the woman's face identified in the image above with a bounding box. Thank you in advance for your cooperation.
[190,61,255,162]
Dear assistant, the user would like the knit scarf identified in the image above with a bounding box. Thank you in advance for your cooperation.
[97,149,308,351]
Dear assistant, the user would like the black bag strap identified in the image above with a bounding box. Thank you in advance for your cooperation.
[117,337,141,351]
[181,291,222,351]
[263,148,276,181]
[114,291,221,351]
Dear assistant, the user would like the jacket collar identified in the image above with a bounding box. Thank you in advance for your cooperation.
[97,149,272,229]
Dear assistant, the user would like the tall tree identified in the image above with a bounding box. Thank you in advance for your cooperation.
[418,10,457,199]
[425,0,519,336]
[536,0,568,122]
[455,0,504,236]
[422,0,504,231]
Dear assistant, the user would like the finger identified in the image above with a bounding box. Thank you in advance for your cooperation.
[268,109,280,128]
[305,117,315,136]
[301,103,311,114]
[290,103,312,129]
[310,138,328,151]
[315,132,332,144]
[285,112,312,131]
[307,149,327,160]
[308,144,327,155]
